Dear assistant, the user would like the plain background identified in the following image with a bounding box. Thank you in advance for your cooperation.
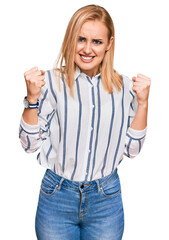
[1,0,169,239]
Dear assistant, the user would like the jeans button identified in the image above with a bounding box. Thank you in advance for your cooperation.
[80,184,84,189]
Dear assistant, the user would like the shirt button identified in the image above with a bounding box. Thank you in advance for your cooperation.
[92,105,95,108]
[89,149,90,153]
[91,127,93,131]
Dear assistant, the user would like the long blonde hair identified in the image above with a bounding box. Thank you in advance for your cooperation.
[54,4,122,97]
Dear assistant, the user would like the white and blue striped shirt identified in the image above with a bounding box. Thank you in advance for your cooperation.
[19,66,146,181]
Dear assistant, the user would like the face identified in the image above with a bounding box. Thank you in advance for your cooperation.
[74,20,113,78]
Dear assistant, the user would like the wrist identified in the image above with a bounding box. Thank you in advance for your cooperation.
[26,96,39,104]
[23,96,39,109]
[138,101,148,109]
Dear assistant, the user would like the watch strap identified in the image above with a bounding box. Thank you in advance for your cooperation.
[24,96,39,109]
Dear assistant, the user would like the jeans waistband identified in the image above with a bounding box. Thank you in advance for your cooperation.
[45,168,118,192]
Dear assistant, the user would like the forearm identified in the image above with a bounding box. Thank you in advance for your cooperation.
[22,108,38,125]
[130,102,148,130]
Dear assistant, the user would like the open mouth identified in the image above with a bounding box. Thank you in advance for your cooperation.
[80,54,95,62]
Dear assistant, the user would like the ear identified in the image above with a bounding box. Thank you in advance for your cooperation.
[106,36,114,51]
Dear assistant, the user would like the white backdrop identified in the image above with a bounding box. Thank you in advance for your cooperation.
[1,0,169,239]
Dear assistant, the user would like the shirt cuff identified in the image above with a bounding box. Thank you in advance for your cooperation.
[20,116,40,134]
[127,127,147,139]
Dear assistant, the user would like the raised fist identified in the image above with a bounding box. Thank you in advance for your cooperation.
[24,66,46,104]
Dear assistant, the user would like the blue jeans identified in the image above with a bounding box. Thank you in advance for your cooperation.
[35,169,124,240]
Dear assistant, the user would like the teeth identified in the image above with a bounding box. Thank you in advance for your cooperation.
[81,55,93,60]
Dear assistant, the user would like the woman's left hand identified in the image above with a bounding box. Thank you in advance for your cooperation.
[132,74,151,107]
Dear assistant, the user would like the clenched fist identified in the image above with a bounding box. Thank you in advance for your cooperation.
[132,74,151,107]
[24,66,46,104]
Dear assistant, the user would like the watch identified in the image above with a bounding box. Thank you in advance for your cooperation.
[23,96,39,109]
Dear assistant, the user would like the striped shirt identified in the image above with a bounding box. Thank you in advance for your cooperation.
[19,66,147,181]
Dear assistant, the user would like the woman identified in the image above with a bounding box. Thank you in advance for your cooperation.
[19,4,151,240]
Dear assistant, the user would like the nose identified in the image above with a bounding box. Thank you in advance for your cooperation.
[83,42,92,55]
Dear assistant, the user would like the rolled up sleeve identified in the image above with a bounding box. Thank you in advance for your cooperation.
[124,127,147,158]
[19,117,41,153]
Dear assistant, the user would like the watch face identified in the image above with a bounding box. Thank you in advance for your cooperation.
[23,98,29,108]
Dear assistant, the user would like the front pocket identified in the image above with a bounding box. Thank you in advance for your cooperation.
[40,175,59,196]
[100,177,121,198]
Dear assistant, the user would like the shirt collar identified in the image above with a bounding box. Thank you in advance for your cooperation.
[74,65,81,80]
[74,65,101,81]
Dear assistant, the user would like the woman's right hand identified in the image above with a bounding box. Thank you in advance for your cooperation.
[24,66,46,104]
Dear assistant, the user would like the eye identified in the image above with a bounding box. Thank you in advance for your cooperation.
[78,37,86,42]
[93,39,102,45]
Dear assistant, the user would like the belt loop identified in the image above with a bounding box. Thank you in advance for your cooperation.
[95,179,102,193]
[57,177,64,191]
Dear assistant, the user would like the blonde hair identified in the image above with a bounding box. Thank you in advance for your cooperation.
[54,4,123,97]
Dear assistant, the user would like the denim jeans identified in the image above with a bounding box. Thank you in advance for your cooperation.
[35,169,124,240]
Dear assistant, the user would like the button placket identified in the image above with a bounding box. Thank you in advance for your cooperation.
[85,80,96,181]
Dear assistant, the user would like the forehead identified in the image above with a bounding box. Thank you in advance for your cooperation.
[79,20,109,38]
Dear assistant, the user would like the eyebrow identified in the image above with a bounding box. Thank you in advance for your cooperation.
[78,36,103,41]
